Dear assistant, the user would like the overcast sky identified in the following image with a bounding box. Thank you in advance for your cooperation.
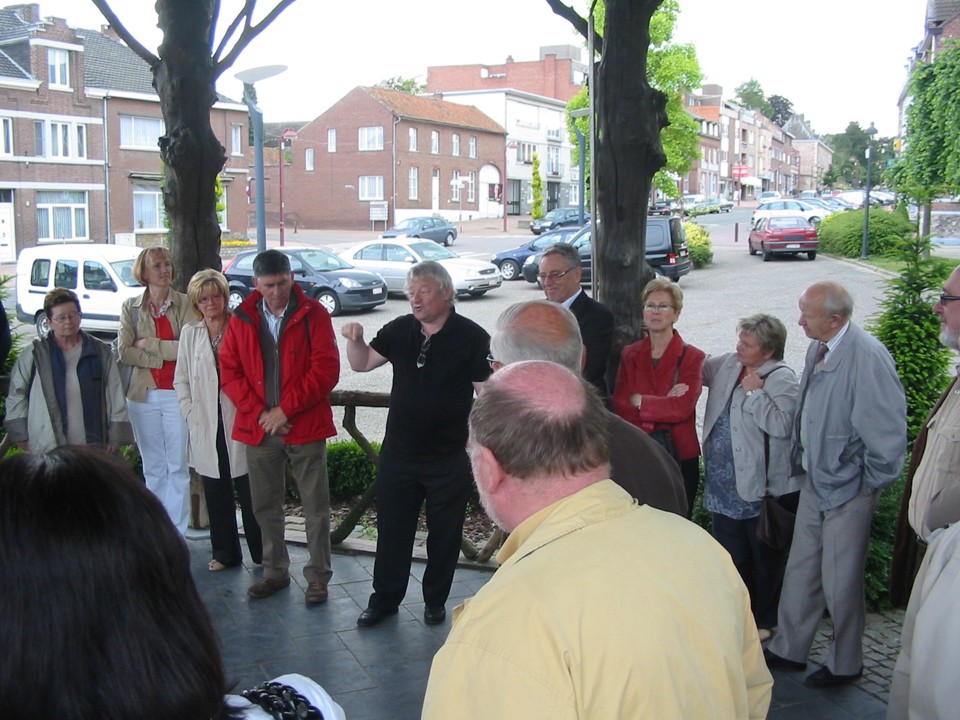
[40,0,928,137]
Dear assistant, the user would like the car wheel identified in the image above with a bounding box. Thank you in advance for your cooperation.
[35,312,50,337]
[748,243,757,256]
[316,290,341,316]
[228,289,246,310]
[469,289,487,297]
[762,246,772,262]
[810,217,822,227]
[443,232,455,247]
[499,259,520,281]
[808,251,817,261]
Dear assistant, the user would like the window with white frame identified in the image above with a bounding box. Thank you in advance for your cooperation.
[452,133,460,156]
[518,142,535,164]
[547,146,560,175]
[36,190,87,241]
[451,170,461,201]
[231,124,243,156]
[34,121,44,156]
[469,136,477,158]
[76,125,85,158]
[32,120,87,159]
[358,126,383,151]
[47,48,69,88]
[305,148,314,172]
[120,116,164,150]
[408,167,418,200]
[468,171,476,202]
[409,128,418,151]
[133,183,166,231]
[327,128,336,152]
[358,175,383,200]
[431,130,439,154]
[0,117,12,156]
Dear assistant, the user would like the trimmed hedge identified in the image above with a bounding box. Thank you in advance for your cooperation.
[683,220,713,268]
[817,207,915,258]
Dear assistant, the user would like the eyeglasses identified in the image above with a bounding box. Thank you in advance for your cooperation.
[643,303,673,313]
[939,293,960,305]
[536,268,574,282]
[417,335,432,369]
[50,312,80,324]
[486,353,499,369]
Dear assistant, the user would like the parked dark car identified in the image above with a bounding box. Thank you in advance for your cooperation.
[690,198,733,214]
[491,226,583,280]
[222,247,388,316]
[382,216,458,246]
[522,217,691,284]
[748,216,819,261]
[648,201,674,216]
[530,207,589,234]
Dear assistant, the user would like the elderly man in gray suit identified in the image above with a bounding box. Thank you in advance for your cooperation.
[764,281,906,688]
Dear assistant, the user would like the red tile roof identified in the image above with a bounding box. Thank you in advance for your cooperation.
[363,87,505,135]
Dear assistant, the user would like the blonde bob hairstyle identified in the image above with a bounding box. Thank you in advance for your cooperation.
[133,246,175,286]
[641,276,684,314]
[185,269,230,317]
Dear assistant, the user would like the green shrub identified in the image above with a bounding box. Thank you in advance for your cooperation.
[869,235,952,442]
[326,440,380,501]
[866,474,905,611]
[683,220,713,268]
[817,208,915,258]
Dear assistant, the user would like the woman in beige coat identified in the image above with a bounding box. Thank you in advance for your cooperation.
[175,270,261,570]
[119,247,194,534]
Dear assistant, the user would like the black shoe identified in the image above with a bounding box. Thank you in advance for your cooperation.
[805,665,863,688]
[424,605,446,625]
[763,648,807,671]
[357,605,398,628]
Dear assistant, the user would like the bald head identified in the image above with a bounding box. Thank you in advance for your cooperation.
[490,301,583,372]
[469,361,609,481]
[802,281,854,319]
[798,281,853,343]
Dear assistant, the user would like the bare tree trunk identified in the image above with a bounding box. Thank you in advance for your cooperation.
[595,0,668,354]
[154,0,227,288]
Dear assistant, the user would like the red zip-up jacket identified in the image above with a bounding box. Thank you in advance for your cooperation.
[220,284,340,446]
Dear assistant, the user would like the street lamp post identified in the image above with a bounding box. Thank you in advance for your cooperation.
[234,65,287,253]
[278,128,297,246]
[860,121,879,259]
[570,107,590,227]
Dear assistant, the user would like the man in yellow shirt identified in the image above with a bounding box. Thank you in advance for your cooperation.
[422,361,772,719]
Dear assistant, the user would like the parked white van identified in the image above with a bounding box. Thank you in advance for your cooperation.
[16,244,144,335]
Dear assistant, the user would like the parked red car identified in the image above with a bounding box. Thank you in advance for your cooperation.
[748,216,819,261]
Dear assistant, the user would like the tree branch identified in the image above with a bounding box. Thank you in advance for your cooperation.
[90,0,159,67]
[543,0,602,54]
[213,0,254,63]
[214,0,299,78]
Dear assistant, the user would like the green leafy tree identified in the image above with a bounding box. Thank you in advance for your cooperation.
[824,122,892,188]
[566,0,701,200]
[531,152,544,220]
[767,94,793,127]
[734,78,772,117]
[376,76,426,94]
[91,0,298,288]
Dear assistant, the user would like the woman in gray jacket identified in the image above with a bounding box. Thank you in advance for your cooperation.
[702,313,801,640]
[174,270,261,571]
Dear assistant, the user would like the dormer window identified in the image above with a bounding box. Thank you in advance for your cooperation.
[47,49,69,89]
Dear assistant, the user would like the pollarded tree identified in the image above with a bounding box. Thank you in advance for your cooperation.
[531,152,545,220]
[548,0,670,340]
[90,0,297,288]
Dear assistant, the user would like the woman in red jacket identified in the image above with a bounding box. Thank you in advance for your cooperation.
[613,277,705,518]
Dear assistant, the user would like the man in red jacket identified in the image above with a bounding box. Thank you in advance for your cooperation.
[220,250,340,604]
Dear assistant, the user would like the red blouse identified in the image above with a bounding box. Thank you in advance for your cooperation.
[150,313,177,390]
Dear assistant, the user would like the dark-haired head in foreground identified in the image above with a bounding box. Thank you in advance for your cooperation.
[0,446,234,720]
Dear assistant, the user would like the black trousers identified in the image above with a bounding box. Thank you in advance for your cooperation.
[368,448,473,611]
[203,408,263,567]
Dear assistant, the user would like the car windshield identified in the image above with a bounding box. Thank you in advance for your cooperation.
[392,219,423,231]
[769,218,808,229]
[297,249,352,271]
[533,234,568,249]
[409,242,457,260]
[111,259,141,287]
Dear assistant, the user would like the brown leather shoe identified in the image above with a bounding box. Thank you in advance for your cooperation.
[247,575,290,599]
[304,582,328,604]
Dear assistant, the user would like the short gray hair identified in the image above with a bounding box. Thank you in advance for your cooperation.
[469,361,609,479]
[817,282,854,319]
[541,243,581,268]
[490,301,582,371]
[406,260,455,304]
[737,313,787,361]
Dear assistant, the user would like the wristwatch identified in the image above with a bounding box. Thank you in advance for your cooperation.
[745,389,756,397]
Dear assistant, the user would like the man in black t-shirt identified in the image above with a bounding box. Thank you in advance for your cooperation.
[341,261,491,628]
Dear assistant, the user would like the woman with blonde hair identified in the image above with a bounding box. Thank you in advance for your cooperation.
[119,247,194,533]
[612,277,706,517]
[175,270,262,571]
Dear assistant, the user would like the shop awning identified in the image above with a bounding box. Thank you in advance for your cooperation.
[740,176,762,188]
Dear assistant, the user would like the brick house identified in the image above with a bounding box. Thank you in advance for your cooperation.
[781,114,834,193]
[282,86,505,230]
[0,3,248,260]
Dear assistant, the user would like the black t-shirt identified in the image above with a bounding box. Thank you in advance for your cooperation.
[370,310,491,460]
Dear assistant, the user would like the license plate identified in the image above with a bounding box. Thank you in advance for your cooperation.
[786,243,800,249]
[372,287,383,294]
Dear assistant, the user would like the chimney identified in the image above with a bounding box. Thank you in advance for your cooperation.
[433,90,443,101]
[506,55,514,63]
[11,4,40,24]
[101,24,121,42]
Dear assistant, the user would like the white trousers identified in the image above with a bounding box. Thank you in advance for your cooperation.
[127,388,190,534]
